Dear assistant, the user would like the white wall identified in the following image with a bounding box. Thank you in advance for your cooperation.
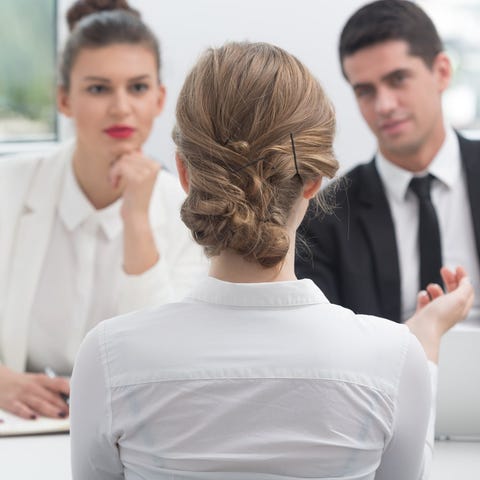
[58,0,375,174]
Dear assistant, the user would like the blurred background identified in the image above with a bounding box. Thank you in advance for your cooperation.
[1,0,478,173]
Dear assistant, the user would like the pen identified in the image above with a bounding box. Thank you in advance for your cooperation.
[44,366,70,406]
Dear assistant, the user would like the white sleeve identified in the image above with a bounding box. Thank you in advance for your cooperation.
[116,255,174,313]
[375,334,435,480]
[116,174,207,314]
[70,323,124,480]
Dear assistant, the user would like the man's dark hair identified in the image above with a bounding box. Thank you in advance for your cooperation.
[339,0,443,78]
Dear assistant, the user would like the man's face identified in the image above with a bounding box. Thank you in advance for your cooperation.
[343,40,451,171]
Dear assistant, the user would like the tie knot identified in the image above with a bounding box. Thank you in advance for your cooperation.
[409,174,433,200]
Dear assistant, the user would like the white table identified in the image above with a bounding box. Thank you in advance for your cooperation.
[431,441,480,479]
[0,433,71,479]
[1,435,479,479]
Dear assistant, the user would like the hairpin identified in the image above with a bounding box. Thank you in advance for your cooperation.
[290,133,302,183]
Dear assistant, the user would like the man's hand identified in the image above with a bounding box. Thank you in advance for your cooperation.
[0,365,70,419]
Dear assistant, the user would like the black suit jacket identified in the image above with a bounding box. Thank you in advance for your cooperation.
[296,134,480,323]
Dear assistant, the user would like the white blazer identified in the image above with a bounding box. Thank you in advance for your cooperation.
[0,141,206,372]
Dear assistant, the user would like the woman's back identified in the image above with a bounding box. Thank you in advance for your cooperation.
[70,40,473,480]
[71,278,430,479]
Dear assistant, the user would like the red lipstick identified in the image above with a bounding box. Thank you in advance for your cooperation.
[104,125,135,139]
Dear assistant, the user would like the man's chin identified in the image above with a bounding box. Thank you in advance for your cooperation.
[380,137,425,161]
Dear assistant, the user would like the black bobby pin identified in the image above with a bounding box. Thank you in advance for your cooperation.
[290,133,302,183]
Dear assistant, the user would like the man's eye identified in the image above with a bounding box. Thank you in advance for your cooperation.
[130,83,149,93]
[391,73,407,86]
[355,88,374,99]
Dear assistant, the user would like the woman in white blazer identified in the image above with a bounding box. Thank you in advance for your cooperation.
[71,41,473,480]
[0,0,204,419]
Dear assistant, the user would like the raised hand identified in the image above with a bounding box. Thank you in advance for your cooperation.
[109,151,161,274]
[407,266,474,363]
[109,150,161,219]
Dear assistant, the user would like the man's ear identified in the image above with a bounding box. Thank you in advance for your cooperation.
[302,177,323,199]
[433,52,452,93]
[176,152,189,194]
[57,86,73,118]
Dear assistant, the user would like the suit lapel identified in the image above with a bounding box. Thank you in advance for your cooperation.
[356,161,401,322]
[459,135,480,267]
[2,149,68,371]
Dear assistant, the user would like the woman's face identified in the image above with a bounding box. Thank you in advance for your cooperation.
[58,43,165,162]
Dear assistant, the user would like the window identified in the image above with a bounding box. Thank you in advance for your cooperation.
[420,0,480,133]
[0,0,57,144]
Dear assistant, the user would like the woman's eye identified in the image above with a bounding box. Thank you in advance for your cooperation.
[86,85,108,94]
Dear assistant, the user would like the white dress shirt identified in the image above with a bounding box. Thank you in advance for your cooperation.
[71,277,436,480]
[376,128,480,323]
[26,157,206,375]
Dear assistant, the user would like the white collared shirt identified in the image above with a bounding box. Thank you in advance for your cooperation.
[376,128,480,323]
[27,158,206,375]
[71,277,435,480]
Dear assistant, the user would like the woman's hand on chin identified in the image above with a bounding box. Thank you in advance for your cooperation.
[108,150,161,220]
[110,150,162,275]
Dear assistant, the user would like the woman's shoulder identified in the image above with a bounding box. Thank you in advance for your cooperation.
[0,141,73,177]
[313,304,420,388]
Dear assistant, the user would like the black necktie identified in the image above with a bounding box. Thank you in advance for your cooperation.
[409,174,443,289]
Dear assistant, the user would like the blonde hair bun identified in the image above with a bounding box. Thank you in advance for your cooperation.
[173,42,339,268]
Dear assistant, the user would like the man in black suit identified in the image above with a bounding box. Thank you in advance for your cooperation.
[296,0,480,323]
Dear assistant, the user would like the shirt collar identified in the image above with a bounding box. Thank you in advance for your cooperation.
[58,160,123,240]
[188,276,330,307]
[375,127,461,202]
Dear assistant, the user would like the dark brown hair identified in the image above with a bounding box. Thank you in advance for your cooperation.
[339,0,443,77]
[60,0,160,89]
[173,42,338,268]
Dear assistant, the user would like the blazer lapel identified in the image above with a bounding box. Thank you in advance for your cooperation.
[356,161,402,322]
[459,135,480,266]
[2,149,68,371]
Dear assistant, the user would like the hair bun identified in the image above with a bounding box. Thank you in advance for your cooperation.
[66,0,140,31]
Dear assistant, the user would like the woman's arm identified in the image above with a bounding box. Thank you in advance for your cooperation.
[109,151,161,275]
[375,334,433,480]
[113,163,206,313]
[405,267,473,363]
[375,266,474,480]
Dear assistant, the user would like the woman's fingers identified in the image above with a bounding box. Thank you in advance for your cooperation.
[426,283,443,300]
[9,400,37,420]
[416,290,430,311]
[109,152,160,188]
[0,369,69,419]
[26,393,67,419]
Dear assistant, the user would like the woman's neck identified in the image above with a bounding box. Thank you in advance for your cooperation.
[72,145,122,210]
[209,235,297,284]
